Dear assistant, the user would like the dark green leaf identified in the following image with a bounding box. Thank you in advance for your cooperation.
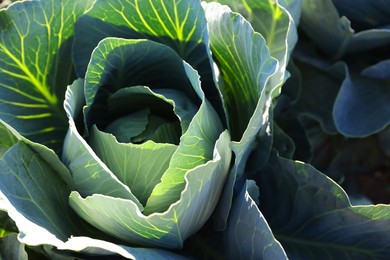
[257,153,390,259]
[300,0,390,59]
[0,139,80,245]
[223,180,287,259]
[334,69,390,137]
[0,0,94,152]
[332,0,390,31]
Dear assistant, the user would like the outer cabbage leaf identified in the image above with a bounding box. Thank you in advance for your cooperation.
[223,180,287,259]
[208,0,302,96]
[0,120,85,246]
[62,79,143,208]
[204,2,277,140]
[255,152,390,259]
[300,0,390,59]
[73,0,223,116]
[0,110,194,259]
[0,0,94,152]
[203,2,278,229]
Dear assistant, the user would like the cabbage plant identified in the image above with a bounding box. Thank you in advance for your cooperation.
[0,0,389,259]
[274,0,390,194]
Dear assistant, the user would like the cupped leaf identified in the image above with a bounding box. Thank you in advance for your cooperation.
[223,180,287,259]
[83,37,200,129]
[104,108,150,143]
[256,152,390,259]
[144,63,224,214]
[62,79,143,209]
[333,68,390,137]
[89,126,177,206]
[0,0,94,152]
[107,86,198,136]
[69,130,231,249]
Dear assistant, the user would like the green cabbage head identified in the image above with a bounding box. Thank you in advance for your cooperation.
[62,46,232,248]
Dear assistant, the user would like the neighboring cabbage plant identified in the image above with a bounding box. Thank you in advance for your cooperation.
[274,0,390,196]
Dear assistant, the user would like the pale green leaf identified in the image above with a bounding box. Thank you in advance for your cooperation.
[62,79,143,209]
[69,130,231,249]
[45,236,189,259]
[89,126,177,206]
[104,109,150,143]
[144,62,224,214]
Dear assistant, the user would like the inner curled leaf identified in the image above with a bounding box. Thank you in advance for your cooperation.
[103,88,182,145]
